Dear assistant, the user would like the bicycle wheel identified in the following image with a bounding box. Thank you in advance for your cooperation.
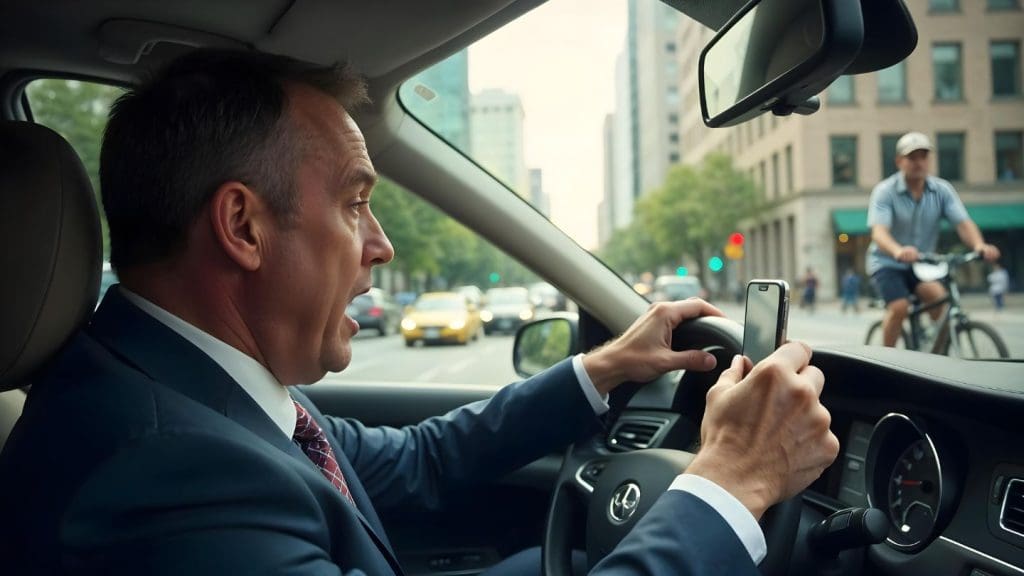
[865,320,910,349]
[949,321,1010,359]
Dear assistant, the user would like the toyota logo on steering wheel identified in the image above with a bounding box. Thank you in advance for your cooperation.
[608,482,641,524]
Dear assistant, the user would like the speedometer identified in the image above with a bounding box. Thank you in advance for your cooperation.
[886,439,941,546]
[864,413,959,552]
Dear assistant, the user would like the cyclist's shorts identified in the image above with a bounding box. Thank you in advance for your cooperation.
[871,267,921,304]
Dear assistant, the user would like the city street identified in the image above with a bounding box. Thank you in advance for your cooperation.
[318,295,1024,389]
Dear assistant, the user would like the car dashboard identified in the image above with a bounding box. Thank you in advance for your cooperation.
[609,344,1024,575]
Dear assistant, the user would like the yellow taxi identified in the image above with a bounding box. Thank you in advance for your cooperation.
[400,292,481,347]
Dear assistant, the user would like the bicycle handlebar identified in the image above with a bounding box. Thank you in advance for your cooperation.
[917,251,982,266]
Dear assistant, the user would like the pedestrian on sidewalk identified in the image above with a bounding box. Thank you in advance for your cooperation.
[988,263,1009,312]
[841,268,861,314]
[800,267,818,313]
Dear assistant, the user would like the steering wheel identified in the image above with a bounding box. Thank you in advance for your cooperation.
[542,323,802,576]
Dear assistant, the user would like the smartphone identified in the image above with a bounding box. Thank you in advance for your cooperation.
[742,279,790,365]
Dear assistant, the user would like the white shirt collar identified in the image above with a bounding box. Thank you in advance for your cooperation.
[119,287,297,438]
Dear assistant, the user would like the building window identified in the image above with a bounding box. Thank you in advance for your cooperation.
[758,116,764,138]
[669,132,679,144]
[877,61,907,103]
[995,131,1023,180]
[759,161,767,196]
[988,0,1019,9]
[991,41,1021,97]
[785,145,794,193]
[936,133,965,181]
[933,43,963,101]
[669,152,680,164]
[665,41,676,53]
[826,75,855,104]
[668,113,679,125]
[772,153,780,199]
[880,134,901,178]
[831,136,858,185]
[930,0,958,10]
[666,85,679,107]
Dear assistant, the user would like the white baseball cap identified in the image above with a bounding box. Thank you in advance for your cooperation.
[896,132,934,156]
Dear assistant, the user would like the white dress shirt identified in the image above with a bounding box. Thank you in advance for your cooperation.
[123,288,765,565]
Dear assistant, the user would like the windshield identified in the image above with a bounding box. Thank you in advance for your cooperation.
[415,297,465,311]
[400,0,1022,359]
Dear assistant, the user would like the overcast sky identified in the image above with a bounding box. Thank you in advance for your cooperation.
[468,0,627,250]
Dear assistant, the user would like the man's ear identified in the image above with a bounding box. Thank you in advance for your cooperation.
[208,182,270,272]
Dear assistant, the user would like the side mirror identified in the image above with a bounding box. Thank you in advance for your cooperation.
[512,316,579,378]
[699,0,865,127]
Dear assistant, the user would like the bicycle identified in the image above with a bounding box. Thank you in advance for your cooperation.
[864,251,1010,359]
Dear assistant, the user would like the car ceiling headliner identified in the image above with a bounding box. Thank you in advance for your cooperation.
[0,0,746,94]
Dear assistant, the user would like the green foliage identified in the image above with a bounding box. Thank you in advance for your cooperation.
[372,179,536,289]
[26,79,124,258]
[600,154,759,284]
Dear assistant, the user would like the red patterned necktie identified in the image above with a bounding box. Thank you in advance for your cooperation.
[293,400,356,506]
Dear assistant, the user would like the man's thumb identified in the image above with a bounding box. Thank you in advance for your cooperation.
[715,354,747,388]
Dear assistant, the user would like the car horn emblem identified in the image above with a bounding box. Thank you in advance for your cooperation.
[608,482,641,524]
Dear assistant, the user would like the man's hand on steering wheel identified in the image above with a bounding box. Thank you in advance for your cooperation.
[687,343,841,520]
[581,298,725,396]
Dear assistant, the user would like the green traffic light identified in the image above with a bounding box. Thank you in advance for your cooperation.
[708,257,724,272]
[489,272,501,283]
[676,266,688,277]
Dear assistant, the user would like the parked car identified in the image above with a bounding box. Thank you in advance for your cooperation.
[400,292,481,346]
[650,275,708,302]
[345,288,399,337]
[481,287,533,335]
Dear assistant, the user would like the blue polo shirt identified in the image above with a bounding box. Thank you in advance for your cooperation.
[866,172,970,275]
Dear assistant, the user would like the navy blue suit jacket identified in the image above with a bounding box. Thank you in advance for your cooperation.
[0,289,757,575]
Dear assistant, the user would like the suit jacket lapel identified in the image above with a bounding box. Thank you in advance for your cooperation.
[88,289,402,573]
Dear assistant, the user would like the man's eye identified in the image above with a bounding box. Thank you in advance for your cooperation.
[350,200,370,211]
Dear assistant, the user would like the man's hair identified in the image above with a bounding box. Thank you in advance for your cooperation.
[100,49,369,270]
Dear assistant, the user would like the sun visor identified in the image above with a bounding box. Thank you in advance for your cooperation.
[98,20,247,66]
[842,0,917,74]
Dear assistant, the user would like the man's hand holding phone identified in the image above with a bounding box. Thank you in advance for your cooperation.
[688,343,839,520]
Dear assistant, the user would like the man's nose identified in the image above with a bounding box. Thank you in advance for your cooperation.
[365,215,394,266]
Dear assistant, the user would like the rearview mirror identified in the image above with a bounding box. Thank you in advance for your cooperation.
[513,317,578,378]
[700,0,864,127]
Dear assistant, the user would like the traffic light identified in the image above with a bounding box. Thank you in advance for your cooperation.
[488,272,501,284]
[725,231,745,260]
[676,266,689,277]
[708,256,724,272]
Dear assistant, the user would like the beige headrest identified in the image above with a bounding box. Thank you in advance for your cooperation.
[0,121,101,390]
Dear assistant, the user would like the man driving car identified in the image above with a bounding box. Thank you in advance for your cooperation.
[0,50,838,575]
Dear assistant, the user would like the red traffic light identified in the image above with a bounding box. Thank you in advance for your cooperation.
[729,232,745,246]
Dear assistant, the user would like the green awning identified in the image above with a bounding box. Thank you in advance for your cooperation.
[832,203,1024,236]
[832,209,869,235]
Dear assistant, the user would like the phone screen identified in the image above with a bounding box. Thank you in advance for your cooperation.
[742,282,787,365]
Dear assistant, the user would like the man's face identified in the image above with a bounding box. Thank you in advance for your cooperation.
[252,84,393,385]
[896,149,930,181]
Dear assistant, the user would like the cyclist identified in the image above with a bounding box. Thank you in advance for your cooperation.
[867,131,1000,347]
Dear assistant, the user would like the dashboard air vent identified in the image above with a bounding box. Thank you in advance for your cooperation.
[1000,478,1024,537]
[608,417,669,452]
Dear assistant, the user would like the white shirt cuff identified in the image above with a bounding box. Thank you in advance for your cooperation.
[668,473,767,565]
[571,353,610,416]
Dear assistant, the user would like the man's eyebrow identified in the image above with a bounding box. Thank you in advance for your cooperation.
[340,166,379,191]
